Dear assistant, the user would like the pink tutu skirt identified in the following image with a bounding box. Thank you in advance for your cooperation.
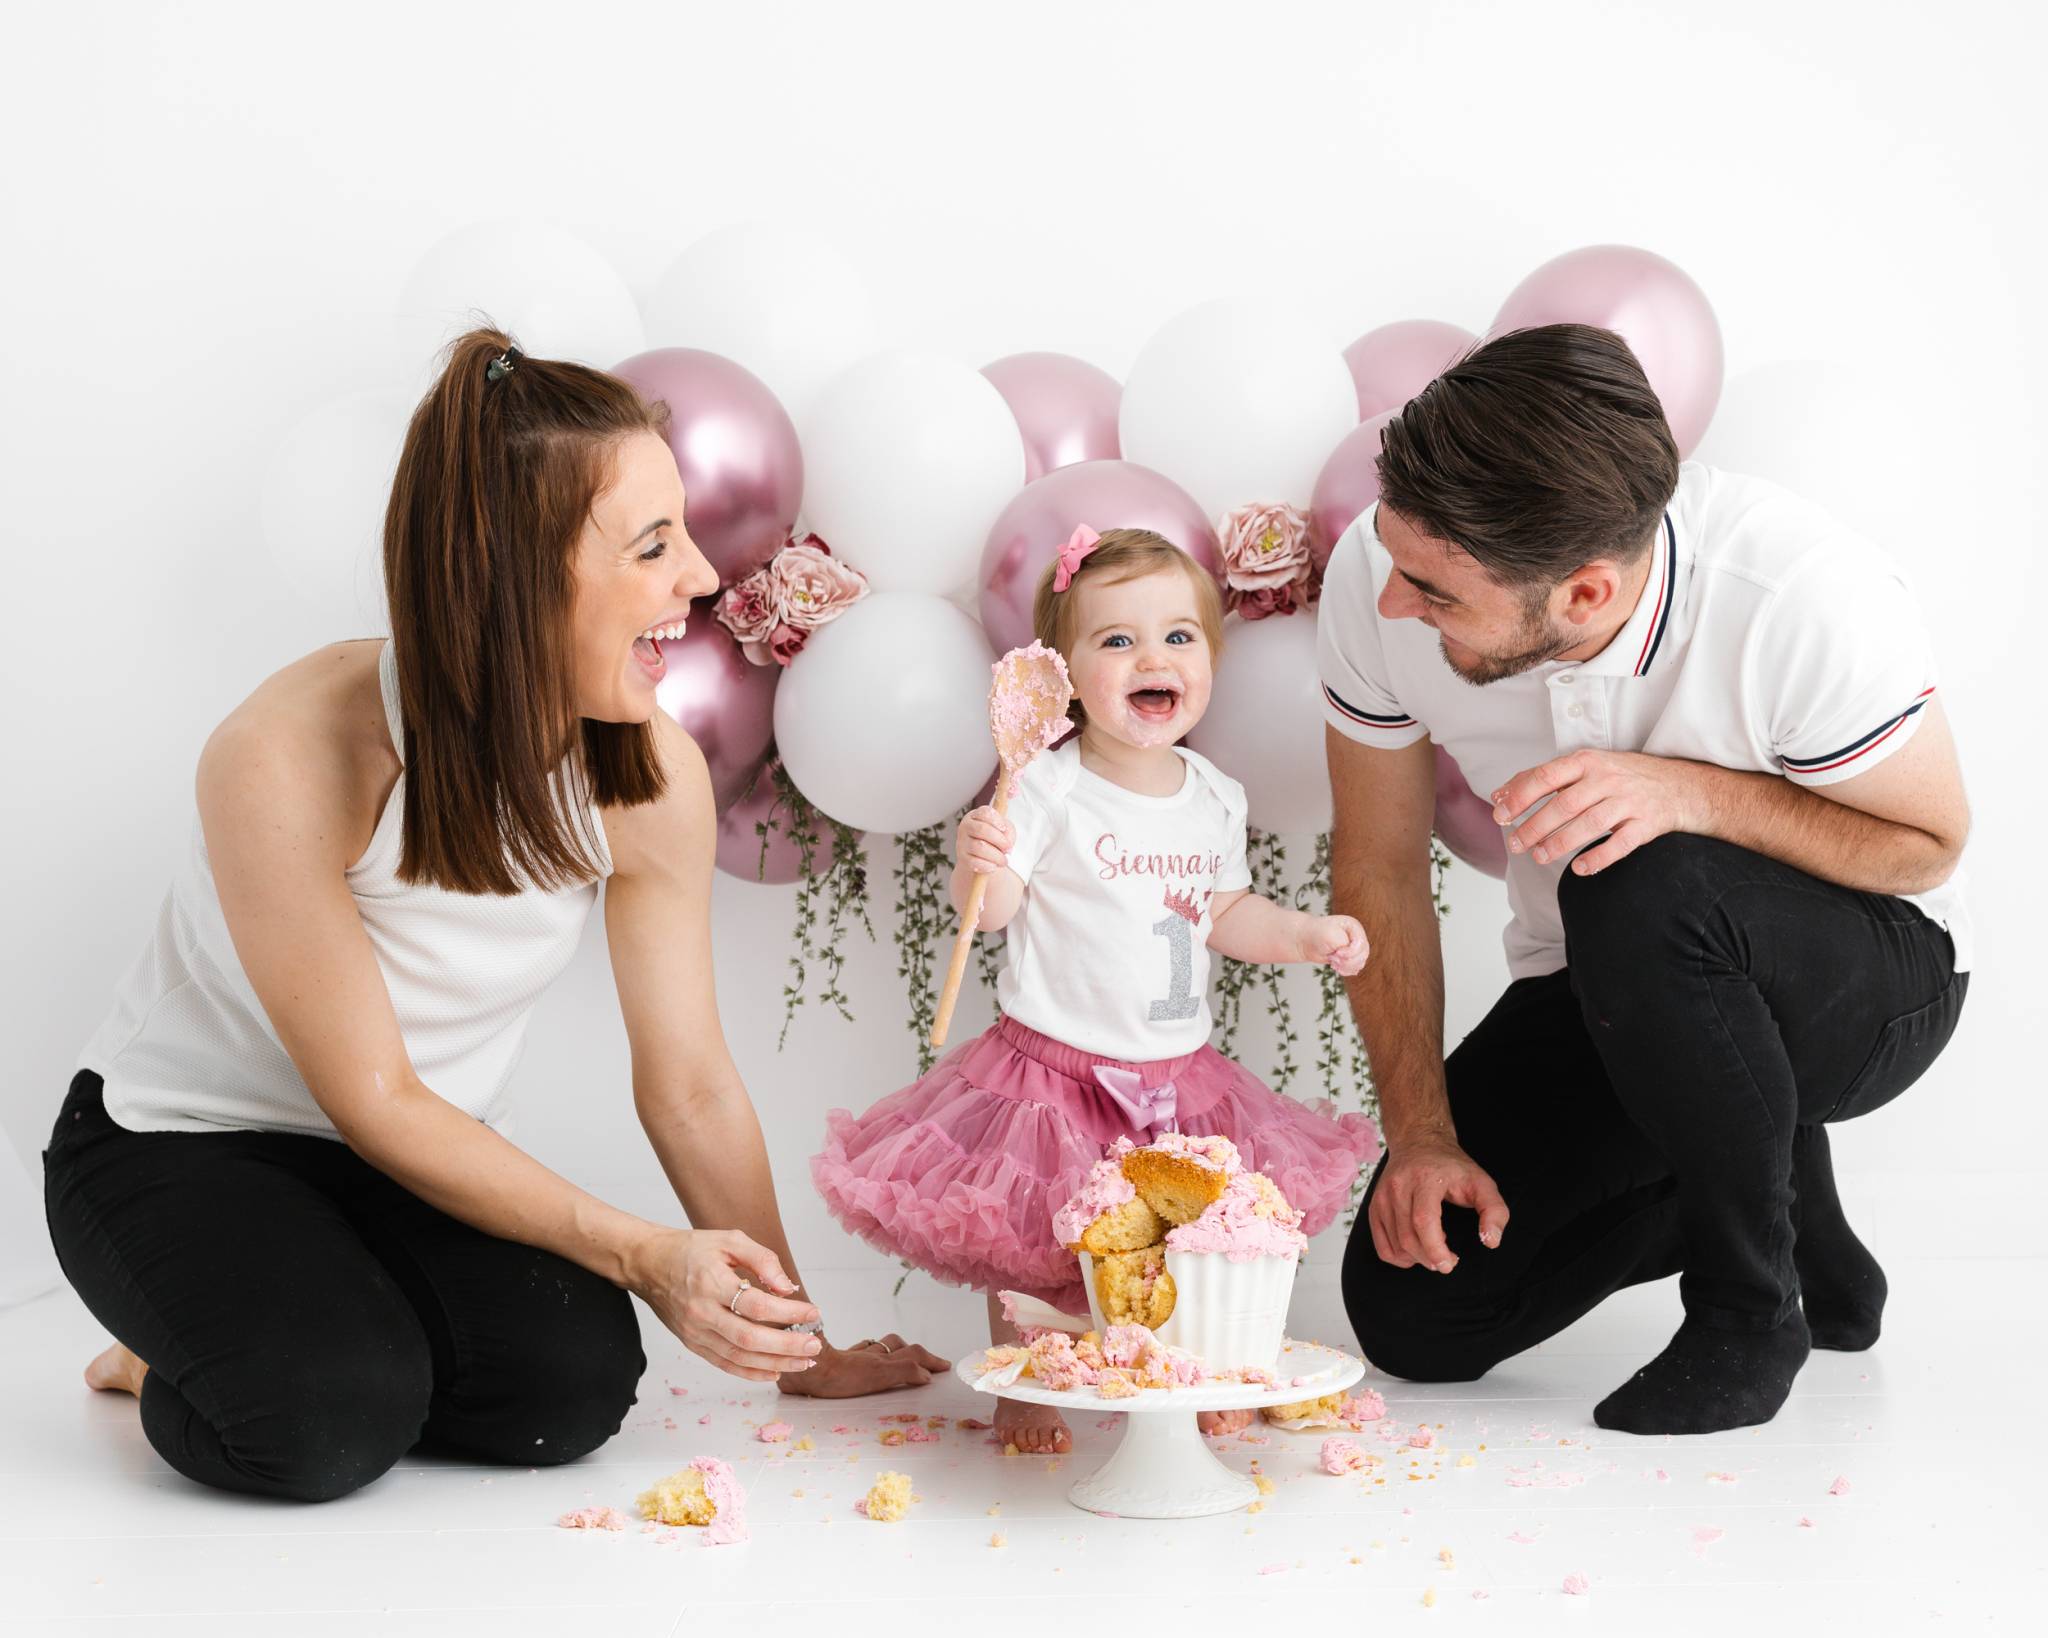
[811,1013,1380,1315]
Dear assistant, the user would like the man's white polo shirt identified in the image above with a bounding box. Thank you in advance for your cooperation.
[1316,461,1971,981]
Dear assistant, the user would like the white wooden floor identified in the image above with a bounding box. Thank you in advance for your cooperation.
[4,1254,2041,1632]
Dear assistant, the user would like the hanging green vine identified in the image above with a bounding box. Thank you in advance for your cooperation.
[893,820,949,1077]
[768,759,872,1049]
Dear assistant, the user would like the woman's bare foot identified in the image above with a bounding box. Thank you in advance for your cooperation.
[1198,1407,1255,1436]
[84,1341,147,1398]
[996,1396,1072,1455]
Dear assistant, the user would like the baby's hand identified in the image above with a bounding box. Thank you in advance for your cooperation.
[956,805,1016,875]
[1302,914,1370,976]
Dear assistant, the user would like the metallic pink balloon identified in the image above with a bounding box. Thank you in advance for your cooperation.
[1308,409,1397,570]
[1342,319,1476,421]
[1489,245,1724,456]
[713,761,860,886]
[611,348,803,584]
[978,460,1222,658]
[653,606,778,815]
[1434,746,1507,879]
[981,352,1122,484]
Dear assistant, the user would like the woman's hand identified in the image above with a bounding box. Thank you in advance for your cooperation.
[1297,913,1370,975]
[956,805,1015,874]
[778,1334,953,1399]
[630,1227,824,1384]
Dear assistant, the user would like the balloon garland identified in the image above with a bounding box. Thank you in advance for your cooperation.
[275,224,1733,1148]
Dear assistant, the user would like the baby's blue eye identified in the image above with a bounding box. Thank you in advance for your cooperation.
[1167,630,1191,644]
[1102,634,1130,648]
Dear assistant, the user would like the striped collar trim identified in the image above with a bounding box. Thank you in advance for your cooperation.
[1578,511,1677,679]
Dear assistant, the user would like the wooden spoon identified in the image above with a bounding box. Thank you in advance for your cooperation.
[929,641,1074,1048]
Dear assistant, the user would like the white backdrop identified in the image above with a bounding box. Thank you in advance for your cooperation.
[3,0,2040,1291]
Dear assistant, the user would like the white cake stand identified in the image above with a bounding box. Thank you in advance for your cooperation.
[955,1338,1365,1519]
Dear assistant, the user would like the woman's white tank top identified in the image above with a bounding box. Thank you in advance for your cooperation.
[77,641,611,1139]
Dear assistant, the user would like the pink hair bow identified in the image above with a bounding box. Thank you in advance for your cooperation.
[1092,1065,1179,1133]
[1052,525,1102,592]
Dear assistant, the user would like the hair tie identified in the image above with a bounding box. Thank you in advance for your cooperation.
[485,346,520,383]
[1051,525,1102,592]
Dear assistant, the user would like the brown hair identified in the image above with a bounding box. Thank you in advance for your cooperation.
[1375,323,1680,591]
[1030,529,1226,726]
[383,325,671,895]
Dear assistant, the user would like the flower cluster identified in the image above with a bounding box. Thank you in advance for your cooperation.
[715,532,869,665]
[1217,502,1320,621]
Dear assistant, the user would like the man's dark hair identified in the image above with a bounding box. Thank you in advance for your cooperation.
[1374,323,1680,589]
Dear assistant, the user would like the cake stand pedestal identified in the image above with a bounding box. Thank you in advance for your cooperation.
[956,1338,1365,1519]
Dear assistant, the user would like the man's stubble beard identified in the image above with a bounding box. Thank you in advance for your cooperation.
[1441,593,1579,686]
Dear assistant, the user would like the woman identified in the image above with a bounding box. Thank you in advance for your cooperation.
[43,328,945,1503]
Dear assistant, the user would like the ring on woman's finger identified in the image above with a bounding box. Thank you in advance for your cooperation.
[729,1278,752,1316]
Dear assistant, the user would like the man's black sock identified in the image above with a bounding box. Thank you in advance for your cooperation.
[1593,1310,1811,1436]
[1792,1124,1886,1350]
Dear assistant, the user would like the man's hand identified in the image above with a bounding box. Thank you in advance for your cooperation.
[1369,1134,1510,1273]
[1493,750,1705,878]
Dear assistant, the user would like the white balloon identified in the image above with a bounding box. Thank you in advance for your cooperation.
[1120,298,1358,521]
[258,389,410,636]
[801,351,1024,596]
[1693,360,1917,554]
[395,218,644,382]
[773,593,996,833]
[646,225,880,422]
[1183,611,1332,836]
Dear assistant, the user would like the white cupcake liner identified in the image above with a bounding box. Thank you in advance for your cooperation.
[1075,1247,1297,1373]
[1159,1247,1297,1373]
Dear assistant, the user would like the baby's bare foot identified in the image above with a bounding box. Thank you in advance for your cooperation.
[1198,1407,1255,1436]
[84,1341,146,1397]
[996,1396,1071,1455]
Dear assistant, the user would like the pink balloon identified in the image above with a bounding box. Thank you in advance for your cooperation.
[611,348,803,584]
[981,352,1122,484]
[1342,319,1476,422]
[714,761,861,886]
[1309,409,1397,569]
[653,606,778,815]
[1489,245,1724,456]
[978,460,1223,658]
[1433,746,1506,879]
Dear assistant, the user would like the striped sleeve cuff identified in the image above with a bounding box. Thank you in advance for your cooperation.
[1322,682,1429,747]
[1781,687,1935,786]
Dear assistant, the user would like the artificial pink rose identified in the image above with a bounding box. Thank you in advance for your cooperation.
[766,621,808,667]
[1228,581,1307,621]
[1218,502,1314,593]
[771,538,869,632]
[715,568,786,666]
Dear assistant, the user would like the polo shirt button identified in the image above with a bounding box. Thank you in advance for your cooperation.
[1557,671,1577,686]
[1567,703,1584,719]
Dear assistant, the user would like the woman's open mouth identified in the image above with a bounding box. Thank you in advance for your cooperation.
[633,619,687,683]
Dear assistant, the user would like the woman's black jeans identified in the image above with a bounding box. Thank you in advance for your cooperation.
[1344,832,1968,1380]
[43,1072,645,1501]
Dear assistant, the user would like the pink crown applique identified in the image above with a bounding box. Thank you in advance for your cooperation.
[1162,884,1208,924]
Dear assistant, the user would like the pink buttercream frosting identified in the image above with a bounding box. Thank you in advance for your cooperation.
[1163,1170,1308,1260]
[1320,1437,1373,1475]
[691,1456,748,1547]
[1146,1132,1243,1174]
[1050,1137,1137,1246]
[756,1421,793,1444]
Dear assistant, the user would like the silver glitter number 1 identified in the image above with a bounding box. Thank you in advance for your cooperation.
[1147,912,1200,1020]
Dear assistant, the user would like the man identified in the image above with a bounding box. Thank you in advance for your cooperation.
[1318,324,1971,1435]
